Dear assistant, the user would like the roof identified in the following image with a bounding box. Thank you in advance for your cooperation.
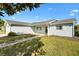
[50,18,77,25]
[6,18,77,26]
[6,20,31,26]
[32,18,76,26]
[32,19,56,26]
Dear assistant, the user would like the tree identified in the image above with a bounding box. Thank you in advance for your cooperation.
[0,3,41,17]
[0,19,5,27]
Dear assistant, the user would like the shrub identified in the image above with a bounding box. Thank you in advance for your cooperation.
[8,32,17,36]
[75,30,79,37]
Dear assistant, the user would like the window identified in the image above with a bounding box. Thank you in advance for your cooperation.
[56,25,62,30]
[36,27,42,30]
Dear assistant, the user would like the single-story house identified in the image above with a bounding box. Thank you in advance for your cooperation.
[0,18,76,37]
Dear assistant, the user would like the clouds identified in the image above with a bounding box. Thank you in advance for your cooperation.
[71,10,79,13]
[48,8,53,11]
[17,12,22,14]
[70,9,79,16]
[11,17,16,20]
[34,8,53,19]
[70,13,75,16]
[35,15,39,18]
[17,12,20,14]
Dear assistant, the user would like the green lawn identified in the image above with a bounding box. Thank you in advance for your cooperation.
[0,37,43,56]
[0,35,79,56]
[0,34,35,44]
[39,36,79,56]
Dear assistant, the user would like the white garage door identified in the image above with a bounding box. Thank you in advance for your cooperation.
[10,26,34,34]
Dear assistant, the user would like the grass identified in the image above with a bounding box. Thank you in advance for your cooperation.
[0,37,43,56]
[0,34,35,44]
[0,41,33,56]
[39,36,79,56]
[0,35,79,56]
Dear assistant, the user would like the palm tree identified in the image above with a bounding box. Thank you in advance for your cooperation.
[0,3,41,17]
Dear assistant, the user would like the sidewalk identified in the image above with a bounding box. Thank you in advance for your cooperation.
[0,35,41,48]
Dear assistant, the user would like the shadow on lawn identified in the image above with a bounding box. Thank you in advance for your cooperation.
[0,37,45,56]
[23,37,46,56]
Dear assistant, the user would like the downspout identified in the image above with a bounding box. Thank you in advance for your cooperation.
[72,22,74,37]
[72,21,76,37]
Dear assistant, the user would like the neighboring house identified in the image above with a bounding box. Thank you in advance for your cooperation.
[0,18,76,37]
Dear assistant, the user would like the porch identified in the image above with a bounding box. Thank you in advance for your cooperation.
[31,25,48,35]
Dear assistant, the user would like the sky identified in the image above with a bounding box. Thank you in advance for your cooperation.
[1,3,79,24]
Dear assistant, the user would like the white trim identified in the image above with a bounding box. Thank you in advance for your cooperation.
[72,22,75,37]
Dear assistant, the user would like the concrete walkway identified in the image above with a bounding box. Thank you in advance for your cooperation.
[0,35,41,48]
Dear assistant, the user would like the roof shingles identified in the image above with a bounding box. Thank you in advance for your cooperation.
[6,18,76,26]
[6,20,31,26]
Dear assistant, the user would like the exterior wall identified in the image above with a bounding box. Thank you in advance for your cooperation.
[32,26,46,35]
[10,26,35,34]
[48,23,73,37]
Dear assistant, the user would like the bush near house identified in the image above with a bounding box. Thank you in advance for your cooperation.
[75,30,79,37]
[75,25,79,31]
[74,25,79,37]
[8,32,17,36]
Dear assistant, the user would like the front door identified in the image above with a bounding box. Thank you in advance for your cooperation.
[45,26,48,35]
